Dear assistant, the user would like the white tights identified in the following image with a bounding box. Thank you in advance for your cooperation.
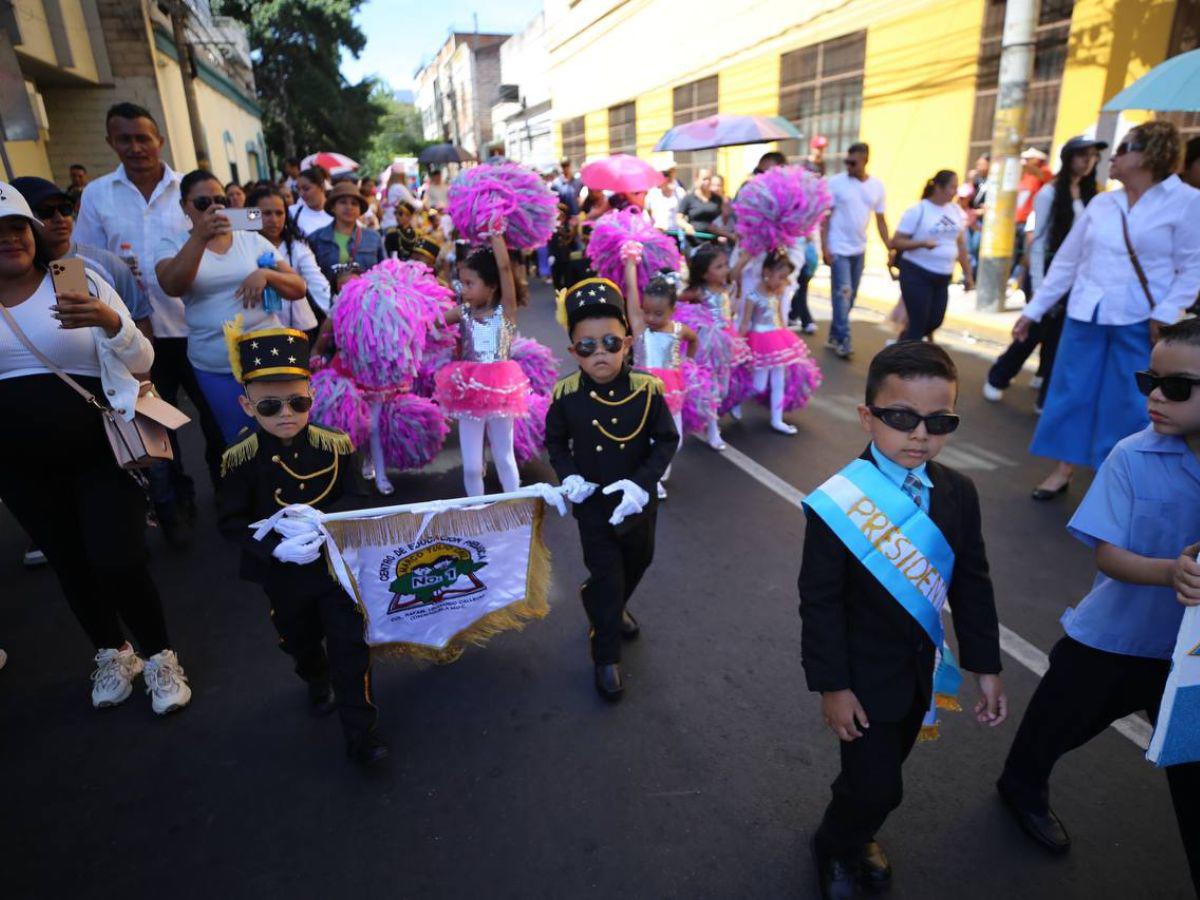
[752,366,788,427]
[458,416,520,497]
[367,399,393,495]
[662,411,684,483]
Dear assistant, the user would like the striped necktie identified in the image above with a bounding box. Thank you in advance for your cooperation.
[903,472,924,510]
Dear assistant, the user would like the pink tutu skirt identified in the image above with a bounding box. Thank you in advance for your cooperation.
[726,327,754,367]
[433,360,530,419]
[746,329,809,369]
[647,367,685,415]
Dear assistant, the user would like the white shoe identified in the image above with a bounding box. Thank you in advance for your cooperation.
[729,404,743,421]
[91,644,144,708]
[707,435,727,451]
[771,420,798,435]
[656,482,668,500]
[982,383,1004,402]
[143,649,191,715]
[1030,375,1044,390]
[803,323,818,334]
[361,456,376,480]
[375,474,395,496]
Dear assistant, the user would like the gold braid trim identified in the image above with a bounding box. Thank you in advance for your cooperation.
[552,371,581,399]
[592,390,653,443]
[629,371,664,395]
[325,497,538,547]
[220,432,259,476]
[307,424,355,455]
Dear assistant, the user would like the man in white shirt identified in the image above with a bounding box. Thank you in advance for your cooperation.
[645,169,686,233]
[820,142,890,358]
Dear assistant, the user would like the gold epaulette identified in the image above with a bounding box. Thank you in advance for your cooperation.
[629,370,664,395]
[552,371,581,400]
[308,424,355,455]
[220,432,259,476]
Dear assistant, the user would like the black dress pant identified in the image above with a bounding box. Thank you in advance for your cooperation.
[264,565,377,741]
[578,510,656,664]
[151,335,224,489]
[987,306,1065,407]
[898,260,952,342]
[814,687,928,857]
[789,270,813,327]
[1000,636,1199,892]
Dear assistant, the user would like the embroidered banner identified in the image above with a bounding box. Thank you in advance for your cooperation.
[1147,605,1200,767]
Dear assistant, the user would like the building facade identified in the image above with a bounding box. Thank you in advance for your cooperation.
[491,11,553,168]
[1,0,265,186]
[415,31,507,160]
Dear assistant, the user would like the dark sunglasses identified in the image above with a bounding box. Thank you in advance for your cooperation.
[1135,370,1200,402]
[573,334,625,357]
[252,395,313,417]
[843,158,859,167]
[869,405,960,436]
[191,195,228,212]
[36,201,75,220]
[1114,141,1145,157]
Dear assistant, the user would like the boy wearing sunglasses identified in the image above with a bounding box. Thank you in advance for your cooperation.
[544,278,679,701]
[998,317,1200,889]
[216,325,389,767]
[800,342,1006,898]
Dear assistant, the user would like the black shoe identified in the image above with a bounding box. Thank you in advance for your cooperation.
[859,839,892,891]
[811,837,858,900]
[1030,481,1070,501]
[155,504,194,549]
[620,609,640,640]
[347,732,390,767]
[307,680,336,717]
[594,663,624,702]
[996,779,1070,854]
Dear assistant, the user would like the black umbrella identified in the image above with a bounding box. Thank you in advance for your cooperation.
[418,143,476,166]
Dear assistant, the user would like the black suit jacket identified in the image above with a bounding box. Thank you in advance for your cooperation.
[798,447,1002,721]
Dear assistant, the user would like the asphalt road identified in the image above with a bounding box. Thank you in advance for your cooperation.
[1,282,1193,899]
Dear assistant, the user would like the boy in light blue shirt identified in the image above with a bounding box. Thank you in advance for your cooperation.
[997,317,1200,891]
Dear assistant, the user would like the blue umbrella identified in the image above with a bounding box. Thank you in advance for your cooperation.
[1102,48,1200,112]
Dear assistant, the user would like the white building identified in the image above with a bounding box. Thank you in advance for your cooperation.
[414,31,507,159]
[490,12,553,169]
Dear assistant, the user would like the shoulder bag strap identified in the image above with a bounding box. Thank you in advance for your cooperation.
[0,302,104,410]
[1119,209,1155,310]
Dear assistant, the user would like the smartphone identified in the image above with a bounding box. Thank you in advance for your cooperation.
[49,257,89,295]
[224,207,263,231]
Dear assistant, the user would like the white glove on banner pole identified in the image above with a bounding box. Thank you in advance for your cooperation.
[561,474,598,505]
[271,532,325,565]
[602,479,649,526]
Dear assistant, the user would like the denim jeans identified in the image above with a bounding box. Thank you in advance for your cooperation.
[829,253,865,345]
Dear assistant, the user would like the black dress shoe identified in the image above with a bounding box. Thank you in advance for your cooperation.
[594,663,624,701]
[811,837,857,900]
[620,609,640,640]
[996,779,1070,853]
[1031,481,1070,501]
[347,732,390,767]
[307,680,336,717]
[859,839,892,890]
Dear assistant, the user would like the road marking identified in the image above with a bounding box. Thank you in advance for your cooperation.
[712,438,1152,750]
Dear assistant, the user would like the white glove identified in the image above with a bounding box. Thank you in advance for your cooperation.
[602,479,650,526]
[271,532,325,565]
[561,474,597,505]
[531,482,568,517]
[274,512,322,541]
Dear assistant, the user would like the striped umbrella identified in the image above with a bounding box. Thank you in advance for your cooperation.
[300,152,359,175]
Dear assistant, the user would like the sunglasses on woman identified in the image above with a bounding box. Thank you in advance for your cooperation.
[868,405,961,435]
[1135,370,1200,402]
[35,200,75,220]
[573,334,625,357]
[1114,141,1145,157]
[191,195,228,212]
[251,395,314,417]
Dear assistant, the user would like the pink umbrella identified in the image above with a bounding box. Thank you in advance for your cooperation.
[300,152,359,175]
[580,154,664,193]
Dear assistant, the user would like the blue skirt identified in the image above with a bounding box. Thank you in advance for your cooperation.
[1029,316,1150,469]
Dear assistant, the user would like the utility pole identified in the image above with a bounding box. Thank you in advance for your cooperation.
[976,0,1039,311]
[169,0,211,170]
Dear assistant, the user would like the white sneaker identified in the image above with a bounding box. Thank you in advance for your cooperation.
[656,482,668,500]
[729,404,743,421]
[982,383,1004,402]
[91,645,144,708]
[143,649,192,715]
[771,420,798,435]
[1030,375,1044,390]
[803,323,819,334]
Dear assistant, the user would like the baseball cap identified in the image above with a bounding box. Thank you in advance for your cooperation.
[810,135,829,150]
[1059,135,1109,160]
[0,181,44,231]
[10,176,72,214]
[1020,147,1049,161]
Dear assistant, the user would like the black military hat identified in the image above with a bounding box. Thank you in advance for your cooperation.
[410,237,440,266]
[559,277,627,333]
[224,318,311,384]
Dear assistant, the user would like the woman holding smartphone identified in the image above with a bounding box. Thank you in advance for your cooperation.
[155,169,307,442]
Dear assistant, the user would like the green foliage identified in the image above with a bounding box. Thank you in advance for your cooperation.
[360,82,434,178]
[215,0,385,166]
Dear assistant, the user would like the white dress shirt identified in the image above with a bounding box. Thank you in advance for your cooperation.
[74,163,192,337]
[1025,175,1200,326]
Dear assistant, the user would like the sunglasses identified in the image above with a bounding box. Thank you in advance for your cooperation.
[251,395,313,417]
[843,158,859,167]
[869,405,960,436]
[36,201,75,220]
[1114,141,1145,157]
[1135,370,1200,402]
[573,334,625,357]
[191,195,228,212]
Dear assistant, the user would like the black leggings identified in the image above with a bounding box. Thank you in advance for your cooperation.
[898,259,951,341]
[0,375,170,655]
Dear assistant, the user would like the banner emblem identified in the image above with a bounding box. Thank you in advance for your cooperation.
[387,539,490,611]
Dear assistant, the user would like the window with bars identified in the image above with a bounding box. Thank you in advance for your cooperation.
[1161,0,1199,141]
[608,102,636,156]
[966,0,1074,169]
[673,76,719,189]
[778,31,866,163]
[561,116,585,168]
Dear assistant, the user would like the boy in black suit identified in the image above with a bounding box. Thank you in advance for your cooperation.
[799,342,1007,898]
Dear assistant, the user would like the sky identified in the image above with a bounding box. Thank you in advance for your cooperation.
[340,0,545,96]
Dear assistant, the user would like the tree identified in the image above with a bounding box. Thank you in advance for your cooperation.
[215,0,385,167]
[360,82,433,178]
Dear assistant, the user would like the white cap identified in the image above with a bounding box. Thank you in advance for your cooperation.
[1020,147,1048,161]
[0,182,43,231]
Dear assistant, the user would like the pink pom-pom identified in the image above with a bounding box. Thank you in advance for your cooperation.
[731,166,832,256]
[510,336,559,397]
[310,367,370,447]
[680,357,719,435]
[332,259,453,390]
[586,209,682,293]
[513,391,550,464]
[379,393,449,472]
[447,162,558,250]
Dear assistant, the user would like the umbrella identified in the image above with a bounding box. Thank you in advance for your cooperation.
[418,144,476,166]
[300,151,358,175]
[1103,48,1200,112]
[654,114,802,152]
[580,154,664,193]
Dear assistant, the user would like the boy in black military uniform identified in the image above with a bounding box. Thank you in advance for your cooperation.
[544,278,679,701]
[216,324,388,766]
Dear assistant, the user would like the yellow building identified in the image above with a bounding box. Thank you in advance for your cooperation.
[1,0,267,186]
[547,0,1197,264]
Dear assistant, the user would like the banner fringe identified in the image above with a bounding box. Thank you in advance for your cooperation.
[918,724,941,742]
[327,498,537,547]
[935,693,962,712]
